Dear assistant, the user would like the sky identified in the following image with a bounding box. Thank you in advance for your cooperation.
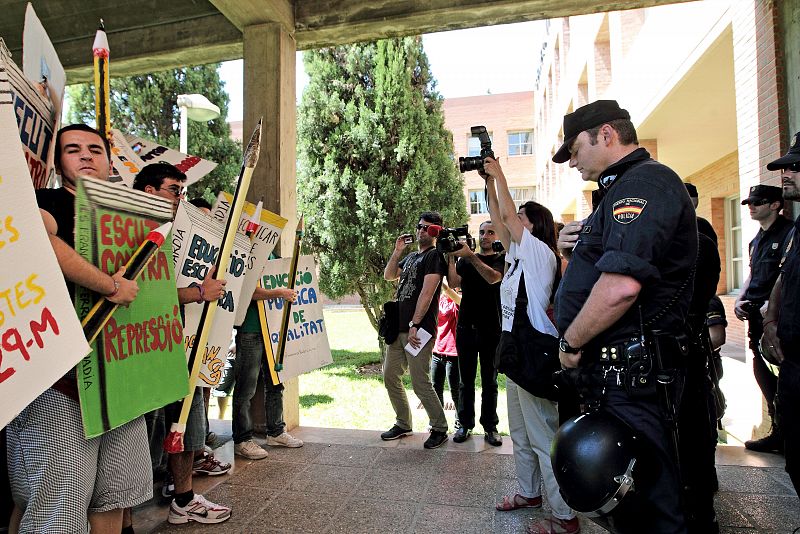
[219,21,546,123]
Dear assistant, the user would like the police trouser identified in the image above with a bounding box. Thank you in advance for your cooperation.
[776,346,800,494]
[747,308,778,421]
[678,345,718,533]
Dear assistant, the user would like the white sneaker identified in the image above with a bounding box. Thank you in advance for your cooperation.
[234,440,268,460]
[168,494,231,524]
[265,431,304,448]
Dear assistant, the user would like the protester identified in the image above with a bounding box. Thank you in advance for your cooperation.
[7,124,150,534]
[761,132,800,497]
[446,221,504,446]
[553,100,696,533]
[734,185,792,453]
[382,212,449,449]
[482,156,578,534]
[232,270,302,461]
[133,163,232,525]
[429,281,461,426]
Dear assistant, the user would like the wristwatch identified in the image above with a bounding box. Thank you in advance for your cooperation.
[409,321,421,329]
[559,335,581,354]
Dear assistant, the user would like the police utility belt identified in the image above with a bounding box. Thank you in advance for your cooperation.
[583,330,689,397]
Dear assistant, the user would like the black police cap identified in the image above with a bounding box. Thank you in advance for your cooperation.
[766,132,800,171]
[741,185,783,205]
[553,100,631,164]
[684,183,698,198]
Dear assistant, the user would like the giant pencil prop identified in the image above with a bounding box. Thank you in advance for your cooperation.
[164,119,263,453]
[274,215,304,372]
[92,20,111,142]
[81,222,172,344]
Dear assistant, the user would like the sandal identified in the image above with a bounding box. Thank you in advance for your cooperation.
[496,493,543,511]
[526,516,580,534]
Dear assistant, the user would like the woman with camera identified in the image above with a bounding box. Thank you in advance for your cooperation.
[483,157,579,534]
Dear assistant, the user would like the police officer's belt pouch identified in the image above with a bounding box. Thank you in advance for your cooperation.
[378,301,399,344]
[494,273,560,401]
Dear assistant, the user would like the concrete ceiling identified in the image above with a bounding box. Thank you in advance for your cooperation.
[1,0,692,83]
[637,25,737,179]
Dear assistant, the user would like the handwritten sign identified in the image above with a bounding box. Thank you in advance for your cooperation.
[128,133,217,186]
[211,192,286,325]
[0,39,57,189]
[108,129,145,186]
[258,255,332,384]
[0,97,89,430]
[75,178,188,438]
[173,201,248,387]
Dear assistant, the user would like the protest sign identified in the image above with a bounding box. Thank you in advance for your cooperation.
[0,39,57,189]
[0,92,90,431]
[75,178,188,438]
[211,192,286,325]
[128,133,217,186]
[108,128,145,186]
[172,201,249,387]
[258,255,332,384]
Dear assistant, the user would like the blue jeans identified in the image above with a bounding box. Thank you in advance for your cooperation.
[430,354,460,417]
[233,331,286,443]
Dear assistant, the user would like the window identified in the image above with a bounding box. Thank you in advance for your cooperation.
[508,131,533,156]
[509,188,534,211]
[468,132,493,157]
[726,195,744,291]
[469,190,487,215]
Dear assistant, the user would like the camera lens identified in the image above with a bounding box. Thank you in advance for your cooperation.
[458,156,484,173]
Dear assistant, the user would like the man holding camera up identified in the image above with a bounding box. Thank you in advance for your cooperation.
[382,212,450,449]
[734,184,791,454]
[447,221,505,446]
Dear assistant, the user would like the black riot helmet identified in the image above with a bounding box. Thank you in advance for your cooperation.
[551,411,642,517]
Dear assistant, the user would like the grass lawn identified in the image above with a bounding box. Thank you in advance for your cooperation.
[299,307,510,435]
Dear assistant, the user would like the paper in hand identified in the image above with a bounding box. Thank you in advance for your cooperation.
[404,328,433,357]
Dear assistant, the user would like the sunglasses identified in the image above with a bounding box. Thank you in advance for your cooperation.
[160,184,187,197]
[416,224,431,231]
[782,162,800,173]
[748,198,772,207]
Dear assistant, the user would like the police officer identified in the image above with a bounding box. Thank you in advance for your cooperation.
[761,132,800,496]
[554,100,697,533]
[733,184,791,453]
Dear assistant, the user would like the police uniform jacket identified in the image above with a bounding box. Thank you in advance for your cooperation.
[778,216,800,357]
[555,147,698,356]
[743,216,792,307]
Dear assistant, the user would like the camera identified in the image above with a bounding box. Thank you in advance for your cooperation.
[433,225,476,254]
[491,240,504,253]
[402,234,414,245]
[458,125,495,174]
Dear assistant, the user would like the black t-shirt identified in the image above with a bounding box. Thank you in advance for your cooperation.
[456,252,504,332]
[743,216,793,306]
[697,217,717,244]
[397,247,447,335]
[689,232,721,329]
[706,296,727,329]
[778,220,800,352]
[555,148,697,350]
[36,187,76,298]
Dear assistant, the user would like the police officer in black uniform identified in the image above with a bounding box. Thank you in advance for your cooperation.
[733,185,792,453]
[553,100,697,533]
[762,132,800,497]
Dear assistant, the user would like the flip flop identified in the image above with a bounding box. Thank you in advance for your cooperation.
[496,493,543,511]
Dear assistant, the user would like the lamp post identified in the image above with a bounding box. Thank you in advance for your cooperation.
[177,93,221,154]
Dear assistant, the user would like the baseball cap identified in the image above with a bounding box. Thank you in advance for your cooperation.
[553,100,631,163]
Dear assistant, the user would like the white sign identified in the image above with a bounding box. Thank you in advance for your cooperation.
[128,134,217,186]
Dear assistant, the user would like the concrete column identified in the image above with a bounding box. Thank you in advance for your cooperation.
[243,22,299,431]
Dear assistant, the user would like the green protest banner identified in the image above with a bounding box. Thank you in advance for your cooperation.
[75,177,189,438]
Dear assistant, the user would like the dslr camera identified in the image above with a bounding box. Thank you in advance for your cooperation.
[434,225,476,254]
[458,125,494,174]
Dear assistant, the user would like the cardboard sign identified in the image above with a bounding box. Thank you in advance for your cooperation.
[211,192,287,325]
[258,255,332,385]
[74,178,189,438]
[108,128,145,186]
[172,201,249,387]
[0,39,57,189]
[128,133,217,186]
[0,94,90,431]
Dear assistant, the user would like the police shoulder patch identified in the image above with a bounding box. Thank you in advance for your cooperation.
[612,197,647,224]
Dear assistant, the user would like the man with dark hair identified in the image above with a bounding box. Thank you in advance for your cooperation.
[382,211,450,449]
[7,124,149,534]
[761,132,800,497]
[554,100,696,533]
[132,163,232,525]
[446,220,504,446]
[734,184,792,453]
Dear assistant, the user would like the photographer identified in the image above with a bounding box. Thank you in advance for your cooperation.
[446,221,504,446]
[483,157,578,534]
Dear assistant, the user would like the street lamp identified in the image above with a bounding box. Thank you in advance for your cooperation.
[177,93,221,154]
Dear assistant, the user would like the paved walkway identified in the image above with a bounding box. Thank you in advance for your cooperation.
[134,425,797,533]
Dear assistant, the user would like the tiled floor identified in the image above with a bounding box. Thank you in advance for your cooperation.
[134,423,797,533]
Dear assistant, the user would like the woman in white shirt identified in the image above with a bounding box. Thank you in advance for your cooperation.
[484,157,579,534]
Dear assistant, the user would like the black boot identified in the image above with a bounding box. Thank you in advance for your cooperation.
[744,427,784,454]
